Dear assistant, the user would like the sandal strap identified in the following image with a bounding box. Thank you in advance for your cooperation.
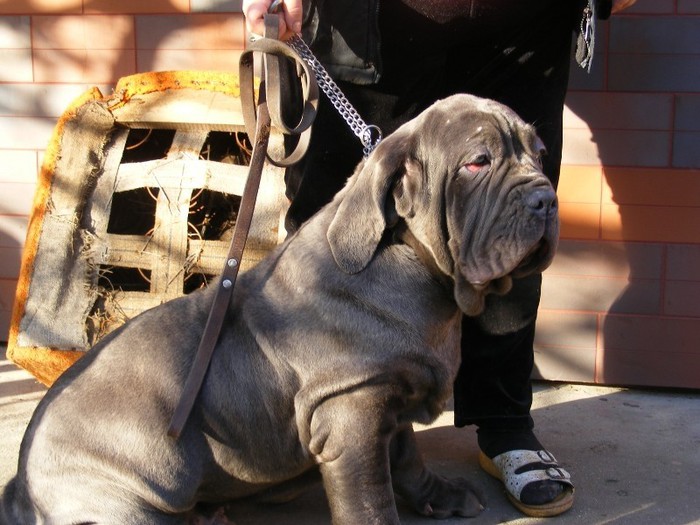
[490,449,573,500]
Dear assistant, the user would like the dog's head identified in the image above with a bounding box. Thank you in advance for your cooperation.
[327,94,559,316]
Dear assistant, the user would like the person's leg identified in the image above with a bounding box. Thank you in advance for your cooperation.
[446,0,586,515]
[454,275,570,507]
[454,274,541,432]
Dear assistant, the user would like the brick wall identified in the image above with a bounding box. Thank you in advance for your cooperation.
[0,2,698,388]
[537,1,700,388]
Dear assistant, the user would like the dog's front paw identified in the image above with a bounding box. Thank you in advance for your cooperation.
[409,475,484,519]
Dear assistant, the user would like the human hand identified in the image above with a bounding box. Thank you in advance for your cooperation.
[611,0,637,14]
[242,0,303,40]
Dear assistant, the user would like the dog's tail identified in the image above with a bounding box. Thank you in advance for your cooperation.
[1,477,30,525]
[0,478,17,525]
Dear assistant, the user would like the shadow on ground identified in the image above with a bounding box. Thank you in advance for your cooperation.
[1,347,698,525]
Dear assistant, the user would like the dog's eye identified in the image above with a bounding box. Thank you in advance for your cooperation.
[464,155,491,174]
[536,148,547,168]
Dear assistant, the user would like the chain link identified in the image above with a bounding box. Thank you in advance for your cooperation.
[287,35,382,157]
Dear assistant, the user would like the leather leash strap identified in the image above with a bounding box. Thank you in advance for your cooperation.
[168,14,318,439]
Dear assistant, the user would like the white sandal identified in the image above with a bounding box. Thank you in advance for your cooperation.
[479,449,574,517]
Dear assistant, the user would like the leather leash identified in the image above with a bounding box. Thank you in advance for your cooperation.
[168,12,318,439]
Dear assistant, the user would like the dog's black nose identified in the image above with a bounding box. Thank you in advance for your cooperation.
[526,187,557,217]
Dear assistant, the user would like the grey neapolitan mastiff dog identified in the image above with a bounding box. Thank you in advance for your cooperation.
[2,94,558,525]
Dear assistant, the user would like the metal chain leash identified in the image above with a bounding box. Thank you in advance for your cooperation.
[286,35,382,157]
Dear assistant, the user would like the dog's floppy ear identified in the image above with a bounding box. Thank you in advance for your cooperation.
[327,131,411,274]
[391,158,422,219]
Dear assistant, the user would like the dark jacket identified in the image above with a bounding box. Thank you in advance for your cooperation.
[301,0,612,85]
[301,0,382,85]
[596,0,614,19]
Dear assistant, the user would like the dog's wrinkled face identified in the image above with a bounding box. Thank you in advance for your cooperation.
[327,94,559,316]
[432,96,558,314]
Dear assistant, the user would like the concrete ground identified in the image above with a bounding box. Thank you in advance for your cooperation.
[1,344,699,524]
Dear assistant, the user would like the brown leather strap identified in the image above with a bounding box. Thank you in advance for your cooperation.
[167,14,317,439]
[240,22,318,167]
[168,99,271,439]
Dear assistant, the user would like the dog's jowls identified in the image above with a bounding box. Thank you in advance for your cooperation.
[2,94,558,525]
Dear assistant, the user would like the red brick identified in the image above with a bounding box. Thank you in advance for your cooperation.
[0,1,81,14]
[601,314,700,354]
[561,128,603,167]
[559,202,600,240]
[0,216,29,248]
[629,0,675,14]
[609,54,700,94]
[136,49,243,74]
[135,14,245,50]
[557,165,602,204]
[0,150,37,182]
[679,0,700,14]
[664,281,700,317]
[666,244,700,281]
[0,50,33,82]
[533,345,597,383]
[589,129,671,168]
[0,16,31,47]
[0,182,36,216]
[602,167,700,207]
[564,92,673,131]
[541,274,661,315]
[533,311,597,383]
[32,15,135,50]
[84,0,189,14]
[0,117,55,150]
[0,84,107,118]
[0,247,22,279]
[602,204,700,243]
[0,279,18,310]
[32,48,136,83]
[546,240,662,279]
[599,347,700,388]
[597,315,700,388]
[191,0,243,12]
[0,277,17,338]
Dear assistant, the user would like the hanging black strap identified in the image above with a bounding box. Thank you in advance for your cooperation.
[168,14,318,439]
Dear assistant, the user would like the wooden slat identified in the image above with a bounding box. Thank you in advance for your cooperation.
[112,292,170,318]
[150,182,191,297]
[89,128,129,259]
[115,159,249,196]
[111,90,247,131]
[102,234,153,269]
[168,129,210,159]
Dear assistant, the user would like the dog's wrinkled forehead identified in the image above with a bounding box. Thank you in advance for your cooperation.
[415,94,543,164]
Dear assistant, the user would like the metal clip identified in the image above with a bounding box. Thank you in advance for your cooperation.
[583,6,593,42]
[576,2,596,72]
